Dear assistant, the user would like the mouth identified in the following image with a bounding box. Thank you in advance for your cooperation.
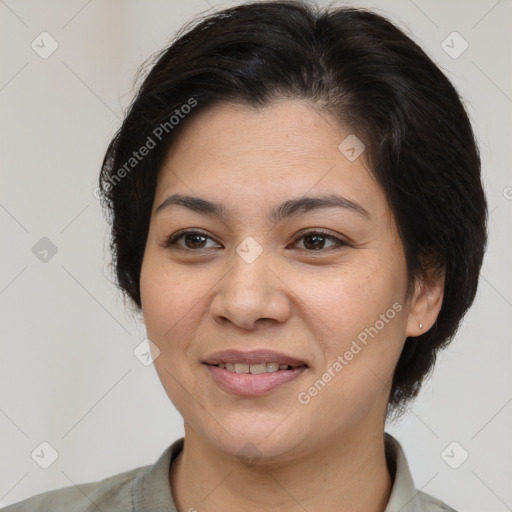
[203,349,308,368]
[208,362,306,374]
[203,350,308,396]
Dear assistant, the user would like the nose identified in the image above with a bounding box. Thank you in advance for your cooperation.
[209,249,291,330]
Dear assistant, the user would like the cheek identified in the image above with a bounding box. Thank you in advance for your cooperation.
[140,255,204,409]
[140,252,200,348]
[295,272,407,432]
[303,259,407,339]
[300,259,408,398]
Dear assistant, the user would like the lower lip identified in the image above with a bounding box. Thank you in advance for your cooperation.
[205,364,307,396]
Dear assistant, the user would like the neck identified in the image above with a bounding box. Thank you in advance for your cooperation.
[170,425,393,512]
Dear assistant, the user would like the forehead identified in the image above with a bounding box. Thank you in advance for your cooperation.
[162,99,347,167]
[154,99,387,220]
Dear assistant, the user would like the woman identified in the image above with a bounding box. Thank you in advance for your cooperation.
[4,1,487,511]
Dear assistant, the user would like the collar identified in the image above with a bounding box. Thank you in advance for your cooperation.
[384,432,425,512]
[132,437,183,511]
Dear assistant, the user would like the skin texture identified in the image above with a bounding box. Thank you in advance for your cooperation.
[139,99,444,512]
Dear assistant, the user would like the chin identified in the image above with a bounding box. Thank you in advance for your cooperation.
[194,416,310,465]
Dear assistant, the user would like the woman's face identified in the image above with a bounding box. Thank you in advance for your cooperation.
[140,99,423,461]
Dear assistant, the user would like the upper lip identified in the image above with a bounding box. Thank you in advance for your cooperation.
[203,350,308,367]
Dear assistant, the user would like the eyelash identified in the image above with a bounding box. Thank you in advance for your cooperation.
[162,229,348,253]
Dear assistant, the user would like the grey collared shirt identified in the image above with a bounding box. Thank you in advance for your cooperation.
[2,433,457,511]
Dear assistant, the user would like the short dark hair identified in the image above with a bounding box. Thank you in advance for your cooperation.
[98,0,487,414]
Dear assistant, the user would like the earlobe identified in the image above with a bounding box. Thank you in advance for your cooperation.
[405,269,445,338]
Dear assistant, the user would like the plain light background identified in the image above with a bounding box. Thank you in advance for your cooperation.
[0,0,510,510]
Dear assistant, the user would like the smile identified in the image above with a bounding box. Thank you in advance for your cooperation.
[205,363,308,396]
[212,362,303,374]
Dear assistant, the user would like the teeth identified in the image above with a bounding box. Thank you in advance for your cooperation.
[216,362,297,374]
[234,363,250,373]
[266,362,280,373]
[249,363,267,374]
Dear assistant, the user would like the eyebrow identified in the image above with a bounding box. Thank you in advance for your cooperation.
[155,193,370,222]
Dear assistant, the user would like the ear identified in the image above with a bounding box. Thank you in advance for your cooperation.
[405,267,445,338]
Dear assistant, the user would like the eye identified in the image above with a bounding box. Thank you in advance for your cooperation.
[162,230,221,250]
[291,229,347,251]
[162,229,347,252]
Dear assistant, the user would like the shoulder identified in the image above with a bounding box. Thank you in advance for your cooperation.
[2,439,183,512]
[417,489,459,511]
[1,464,149,512]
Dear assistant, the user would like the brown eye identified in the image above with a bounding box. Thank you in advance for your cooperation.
[163,230,221,250]
[293,230,346,251]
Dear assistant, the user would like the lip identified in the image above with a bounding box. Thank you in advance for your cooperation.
[203,349,307,367]
[205,364,307,396]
